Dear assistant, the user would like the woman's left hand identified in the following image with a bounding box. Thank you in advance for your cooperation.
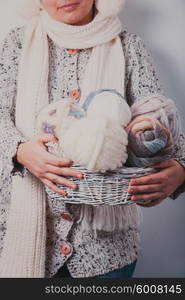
[128,159,185,207]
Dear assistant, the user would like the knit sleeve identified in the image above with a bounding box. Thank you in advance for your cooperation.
[0,27,28,177]
[120,31,164,105]
[120,31,185,199]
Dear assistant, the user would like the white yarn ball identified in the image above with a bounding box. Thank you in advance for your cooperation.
[61,116,128,172]
[95,0,126,17]
[86,91,131,127]
[36,95,130,173]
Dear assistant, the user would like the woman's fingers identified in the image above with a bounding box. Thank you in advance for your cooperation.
[44,173,78,190]
[127,159,185,208]
[150,159,174,169]
[41,178,67,196]
[44,152,73,167]
[16,134,84,192]
[130,172,164,186]
[45,164,83,179]
[128,184,161,195]
[137,198,164,207]
[131,192,163,202]
[37,133,58,144]
[130,160,176,187]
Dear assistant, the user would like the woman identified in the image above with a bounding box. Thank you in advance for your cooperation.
[0,0,185,278]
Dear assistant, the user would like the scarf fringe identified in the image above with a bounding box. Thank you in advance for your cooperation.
[77,203,143,238]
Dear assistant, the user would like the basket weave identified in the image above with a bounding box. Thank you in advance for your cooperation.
[45,164,157,206]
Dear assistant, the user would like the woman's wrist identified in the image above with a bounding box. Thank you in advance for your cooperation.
[174,159,185,184]
[11,141,29,176]
[16,141,26,165]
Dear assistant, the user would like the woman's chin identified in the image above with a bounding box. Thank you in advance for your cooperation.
[54,14,84,25]
[54,8,93,26]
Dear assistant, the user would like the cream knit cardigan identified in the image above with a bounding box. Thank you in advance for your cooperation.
[0,2,136,278]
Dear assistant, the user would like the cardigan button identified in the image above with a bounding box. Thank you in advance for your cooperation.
[61,212,73,222]
[69,89,81,100]
[60,243,72,256]
[67,49,79,55]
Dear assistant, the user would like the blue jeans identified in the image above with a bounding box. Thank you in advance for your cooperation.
[53,260,137,278]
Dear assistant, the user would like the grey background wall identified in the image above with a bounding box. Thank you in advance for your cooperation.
[0,0,185,277]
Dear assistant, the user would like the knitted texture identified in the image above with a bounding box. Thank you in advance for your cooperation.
[0,11,49,277]
[0,176,46,277]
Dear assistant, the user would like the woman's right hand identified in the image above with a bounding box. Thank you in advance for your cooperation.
[16,133,83,196]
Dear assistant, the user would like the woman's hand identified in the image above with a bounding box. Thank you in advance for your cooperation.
[128,159,185,207]
[16,133,83,196]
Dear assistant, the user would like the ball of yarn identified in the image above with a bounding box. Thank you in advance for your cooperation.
[127,116,173,157]
[60,116,128,172]
[126,115,173,167]
[36,89,131,172]
[84,90,131,127]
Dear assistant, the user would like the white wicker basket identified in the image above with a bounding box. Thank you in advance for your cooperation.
[45,164,157,206]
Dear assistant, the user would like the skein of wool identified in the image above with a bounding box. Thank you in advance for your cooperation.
[36,90,132,172]
[127,116,173,156]
[83,89,131,126]
[61,116,128,172]
[126,94,181,167]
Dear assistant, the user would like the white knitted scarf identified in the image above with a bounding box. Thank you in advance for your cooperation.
[0,1,142,278]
